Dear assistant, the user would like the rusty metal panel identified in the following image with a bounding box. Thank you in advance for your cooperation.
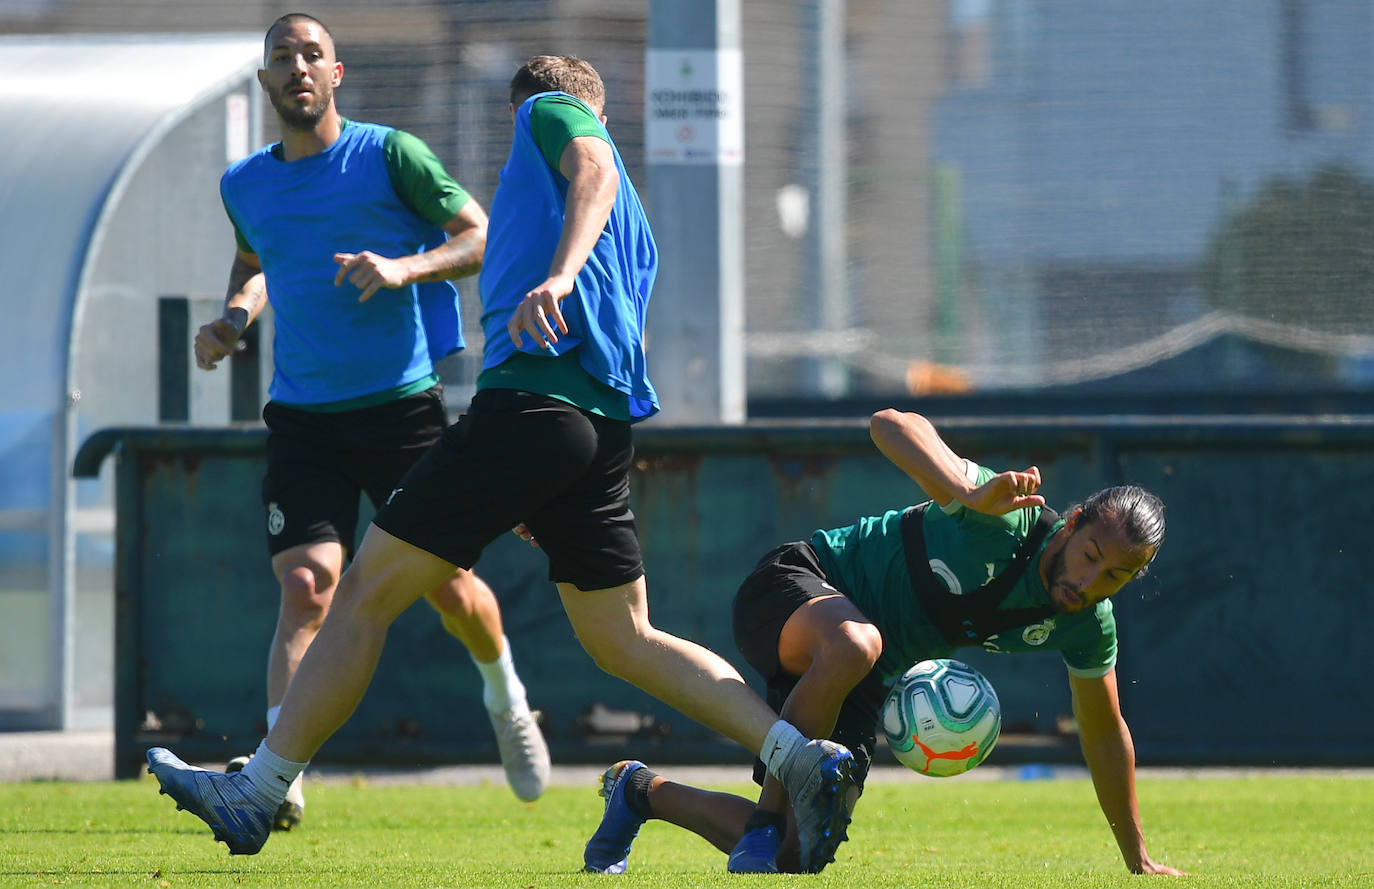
[1112,443,1374,764]
[77,417,1374,776]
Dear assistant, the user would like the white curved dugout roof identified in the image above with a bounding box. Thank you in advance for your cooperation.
[0,33,258,418]
[0,33,260,729]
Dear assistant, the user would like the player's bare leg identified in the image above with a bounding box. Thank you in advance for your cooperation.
[582,762,863,873]
[558,577,857,872]
[267,525,456,760]
[268,542,344,706]
[649,775,757,852]
[147,527,452,854]
[150,543,345,851]
[558,576,776,747]
[426,569,502,661]
[731,594,881,872]
[424,569,550,800]
[583,759,757,872]
[233,541,346,829]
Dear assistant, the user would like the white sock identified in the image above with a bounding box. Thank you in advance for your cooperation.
[761,720,808,783]
[240,739,307,808]
[266,705,281,732]
[472,635,528,714]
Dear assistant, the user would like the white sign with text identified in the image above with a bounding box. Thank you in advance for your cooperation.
[645,49,743,166]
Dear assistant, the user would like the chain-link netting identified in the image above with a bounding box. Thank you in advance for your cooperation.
[16,0,1374,400]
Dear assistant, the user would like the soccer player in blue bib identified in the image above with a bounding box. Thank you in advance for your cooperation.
[150,54,857,873]
[581,409,1185,876]
[185,13,550,825]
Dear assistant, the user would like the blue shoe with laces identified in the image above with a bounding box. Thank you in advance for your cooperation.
[147,747,276,855]
[582,760,647,873]
[727,824,782,873]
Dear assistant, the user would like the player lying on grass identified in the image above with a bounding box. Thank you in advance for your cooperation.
[582,409,1185,876]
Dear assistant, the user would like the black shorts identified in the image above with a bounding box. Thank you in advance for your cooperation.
[733,541,886,791]
[261,385,448,558]
[373,387,644,591]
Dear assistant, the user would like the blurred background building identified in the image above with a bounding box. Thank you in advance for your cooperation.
[16,0,1371,401]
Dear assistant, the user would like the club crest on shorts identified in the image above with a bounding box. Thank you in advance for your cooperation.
[267,501,286,536]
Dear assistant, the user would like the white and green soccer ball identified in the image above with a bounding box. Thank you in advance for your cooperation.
[881,658,1001,777]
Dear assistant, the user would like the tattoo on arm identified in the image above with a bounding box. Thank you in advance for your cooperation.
[412,232,483,283]
[241,278,266,316]
[224,258,266,333]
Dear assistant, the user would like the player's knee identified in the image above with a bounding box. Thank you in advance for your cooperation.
[426,569,489,620]
[452,567,495,602]
[278,564,337,626]
[823,622,882,683]
[426,584,475,622]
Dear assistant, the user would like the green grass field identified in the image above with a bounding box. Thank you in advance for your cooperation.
[3,772,1371,888]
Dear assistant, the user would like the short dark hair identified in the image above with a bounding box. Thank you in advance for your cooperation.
[1067,485,1166,576]
[509,55,605,113]
[263,13,334,63]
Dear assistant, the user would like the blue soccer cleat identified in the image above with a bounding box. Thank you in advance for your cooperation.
[147,747,275,855]
[582,760,647,873]
[784,739,855,873]
[727,824,782,873]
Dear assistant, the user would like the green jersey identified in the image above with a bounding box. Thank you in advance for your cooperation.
[810,461,1116,684]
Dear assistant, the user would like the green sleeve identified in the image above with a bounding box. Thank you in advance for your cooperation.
[222,197,254,254]
[529,95,609,171]
[1061,602,1118,677]
[382,129,472,227]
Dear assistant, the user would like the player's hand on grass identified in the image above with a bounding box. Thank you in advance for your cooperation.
[334,250,409,302]
[193,317,242,370]
[507,275,572,349]
[962,466,1046,515]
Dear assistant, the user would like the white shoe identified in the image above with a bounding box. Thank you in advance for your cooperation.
[784,739,855,873]
[489,706,550,802]
[226,754,304,830]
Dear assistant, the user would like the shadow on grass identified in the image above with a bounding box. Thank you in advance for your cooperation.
[3,868,361,877]
[11,826,173,835]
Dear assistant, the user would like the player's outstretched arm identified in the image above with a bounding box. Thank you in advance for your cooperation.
[334,201,488,303]
[508,134,617,349]
[195,250,265,370]
[868,409,1045,515]
[1070,670,1187,876]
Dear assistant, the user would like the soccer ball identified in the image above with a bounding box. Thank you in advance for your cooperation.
[881,659,1001,777]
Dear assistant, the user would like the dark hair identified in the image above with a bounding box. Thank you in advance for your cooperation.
[263,13,334,63]
[1067,485,1166,576]
[509,55,605,113]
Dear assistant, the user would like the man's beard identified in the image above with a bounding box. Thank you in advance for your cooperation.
[269,82,332,130]
[1044,546,1079,614]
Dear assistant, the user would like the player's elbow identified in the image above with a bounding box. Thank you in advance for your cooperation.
[868,409,897,443]
[869,408,927,448]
